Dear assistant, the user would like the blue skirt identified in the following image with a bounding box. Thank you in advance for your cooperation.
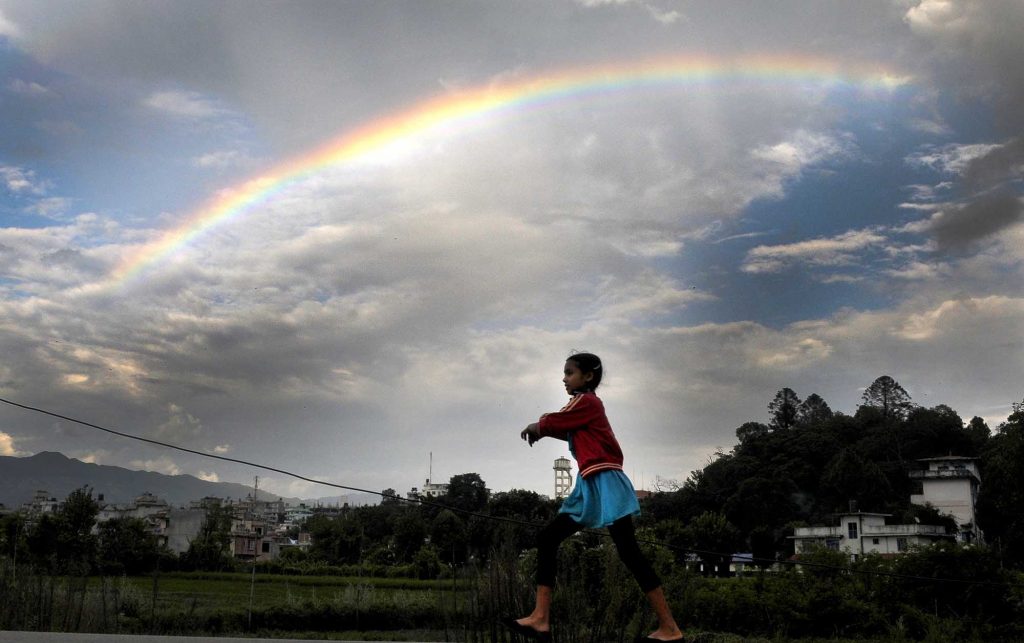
[558,468,641,529]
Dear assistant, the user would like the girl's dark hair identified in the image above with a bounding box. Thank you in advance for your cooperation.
[567,351,603,390]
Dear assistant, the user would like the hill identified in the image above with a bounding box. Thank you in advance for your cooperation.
[0,451,303,508]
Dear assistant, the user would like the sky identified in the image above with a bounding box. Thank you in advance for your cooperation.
[0,0,1022,502]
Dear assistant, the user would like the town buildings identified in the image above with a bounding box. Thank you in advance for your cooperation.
[791,455,981,559]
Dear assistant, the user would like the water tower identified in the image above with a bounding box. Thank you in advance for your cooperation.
[553,457,573,499]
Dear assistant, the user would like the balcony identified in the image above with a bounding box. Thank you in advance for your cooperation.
[908,469,977,481]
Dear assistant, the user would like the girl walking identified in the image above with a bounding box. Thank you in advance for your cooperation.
[504,352,684,642]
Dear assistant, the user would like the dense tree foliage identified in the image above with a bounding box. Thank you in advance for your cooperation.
[860,375,914,420]
[767,387,800,430]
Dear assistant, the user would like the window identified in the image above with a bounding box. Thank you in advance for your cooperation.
[872,538,880,545]
[262,542,271,553]
[897,537,908,552]
[825,537,840,551]
[848,522,858,539]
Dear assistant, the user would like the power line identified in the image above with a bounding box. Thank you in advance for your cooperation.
[0,395,1018,590]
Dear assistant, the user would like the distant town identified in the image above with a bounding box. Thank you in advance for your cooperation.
[0,453,982,571]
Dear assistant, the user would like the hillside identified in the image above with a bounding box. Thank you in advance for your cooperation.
[0,451,303,508]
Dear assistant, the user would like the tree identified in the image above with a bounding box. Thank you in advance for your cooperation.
[392,511,427,563]
[860,375,914,420]
[965,416,991,452]
[768,388,801,430]
[55,486,100,574]
[430,509,466,564]
[380,488,402,505]
[977,403,1024,568]
[181,504,235,571]
[444,473,489,514]
[97,517,162,575]
[735,421,769,444]
[820,448,892,512]
[797,393,833,426]
[684,511,741,577]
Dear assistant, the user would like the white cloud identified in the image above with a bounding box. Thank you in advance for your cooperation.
[904,0,968,33]
[197,470,219,482]
[0,432,25,456]
[884,260,948,281]
[0,8,21,39]
[751,130,854,173]
[906,142,1003,175]
[8,78,50,96]
[192,150,253,169]
[741,227,887,273]
[130,456,182,476]
[1,166,48,195]
[26,196,72,218]
[213,444,231,454]
[154,403,203,441]
[143,90,228,119]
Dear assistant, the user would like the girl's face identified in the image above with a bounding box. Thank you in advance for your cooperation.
[562,360,593,394]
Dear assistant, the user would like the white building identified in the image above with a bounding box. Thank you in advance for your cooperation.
[554,457,572,499]
[792,454,983,558]
[909,456,983,544]
[791,512,952,559]
[408,478,449,499]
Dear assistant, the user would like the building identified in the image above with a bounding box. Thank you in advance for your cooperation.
[791,511,952,559]
[909,456,983,544]
[554,457,572,499]
[408,478,449,499]
[791,454,982,559]
[23,490,59,516]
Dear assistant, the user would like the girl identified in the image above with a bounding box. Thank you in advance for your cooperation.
[504,352,684,642]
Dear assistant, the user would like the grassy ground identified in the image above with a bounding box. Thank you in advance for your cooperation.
[122,571,459,613]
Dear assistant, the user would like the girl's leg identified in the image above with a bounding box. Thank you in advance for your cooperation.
[515,513,582,632]
[608,516,684,640]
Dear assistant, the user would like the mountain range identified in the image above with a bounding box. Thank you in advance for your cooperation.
[0,451,314,509]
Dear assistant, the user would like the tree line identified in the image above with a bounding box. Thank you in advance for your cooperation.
[3,374,1024,579]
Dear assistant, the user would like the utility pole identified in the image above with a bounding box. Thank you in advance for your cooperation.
[248,475,259,630]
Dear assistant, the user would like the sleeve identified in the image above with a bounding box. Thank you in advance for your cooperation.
[537,394,601,440]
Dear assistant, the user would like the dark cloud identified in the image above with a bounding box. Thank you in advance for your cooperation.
[964,137,1024,190]
[925,138,1024,251]
[930,189,1023,251]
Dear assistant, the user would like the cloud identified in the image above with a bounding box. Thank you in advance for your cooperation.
[0,431,25,456]
[1,165,48,195]
[192,150,254,169]
[0,8,21,39]
[196,470,219,482]
[741,227,888,273]
[143,90,229,119]
[925,191,1023,251]
[154,403,204,442]
[905,138,1024,251]
[7,78,50,96]
[129,456,181,476]
[751,130,855,174]
[906,142,1004,175]
[904,0,1024,132]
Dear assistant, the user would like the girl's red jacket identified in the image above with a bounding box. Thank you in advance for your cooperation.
[537,391,625,478]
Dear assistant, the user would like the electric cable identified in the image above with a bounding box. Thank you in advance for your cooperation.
[1,395,1019,590]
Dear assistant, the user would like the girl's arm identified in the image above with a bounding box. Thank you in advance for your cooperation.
[536,394,601,440]
[521,422,541,446]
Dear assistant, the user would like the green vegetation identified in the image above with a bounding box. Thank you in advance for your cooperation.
[1,376,1024,640]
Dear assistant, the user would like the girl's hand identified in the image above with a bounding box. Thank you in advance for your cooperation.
[521,423,541,446]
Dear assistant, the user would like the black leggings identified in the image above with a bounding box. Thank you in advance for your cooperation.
[535,513,661,593]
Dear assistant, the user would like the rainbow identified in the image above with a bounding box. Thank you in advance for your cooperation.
[105,54,909,287]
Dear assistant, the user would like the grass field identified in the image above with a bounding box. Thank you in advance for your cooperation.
[123,571,461,613]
